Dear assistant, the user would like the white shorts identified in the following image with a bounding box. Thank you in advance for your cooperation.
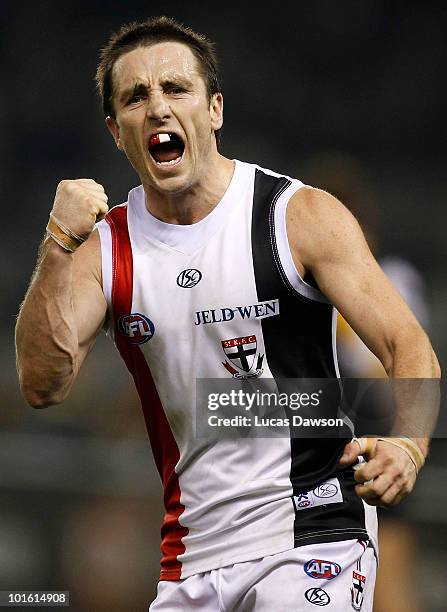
[149,538,376,611]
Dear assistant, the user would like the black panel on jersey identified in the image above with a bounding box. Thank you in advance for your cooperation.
[251,169,367,546]
[251,170,336,378]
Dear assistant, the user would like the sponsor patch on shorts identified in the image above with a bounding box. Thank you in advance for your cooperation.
[293,477,343,511]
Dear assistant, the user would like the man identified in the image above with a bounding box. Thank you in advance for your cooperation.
[15,16,440,611]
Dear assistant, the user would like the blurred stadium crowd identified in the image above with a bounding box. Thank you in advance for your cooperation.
[1,1,446,610]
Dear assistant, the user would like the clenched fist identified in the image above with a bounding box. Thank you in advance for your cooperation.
[51,179,109,240]
[339,437,421,507]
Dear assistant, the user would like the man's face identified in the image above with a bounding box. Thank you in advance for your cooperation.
[107,42,223,194]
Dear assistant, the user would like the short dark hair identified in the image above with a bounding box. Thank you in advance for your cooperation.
[96,16,221,139]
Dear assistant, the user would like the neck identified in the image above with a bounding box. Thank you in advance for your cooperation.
[142,154,235,225]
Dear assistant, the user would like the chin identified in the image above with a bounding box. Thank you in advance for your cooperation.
[155,160,199,191]
[150,172,194,195]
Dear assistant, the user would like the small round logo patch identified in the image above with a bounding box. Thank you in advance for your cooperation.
[119,313,155,344]
[177,269,202,288]
[304,588,330,606]
[313,483,338,498]
[298,500,311,508]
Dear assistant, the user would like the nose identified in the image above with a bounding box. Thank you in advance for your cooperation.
[147,89,171,122]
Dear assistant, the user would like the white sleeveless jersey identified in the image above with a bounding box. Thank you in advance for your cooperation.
[97,160,377,581]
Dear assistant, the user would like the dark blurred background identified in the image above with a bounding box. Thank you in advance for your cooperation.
[1,1,446,611]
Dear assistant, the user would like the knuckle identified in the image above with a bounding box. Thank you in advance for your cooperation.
[402,482,412,496]
[388,467,402,480]
[58,179,72,193]
[65,180,79,195]
[382,454,395,468]
[380,492,393,506]
[391,475,403,490]
[370,482,381,495]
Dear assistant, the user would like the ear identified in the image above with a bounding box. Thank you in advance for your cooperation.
[106,116,123,150]
[210,93,224,131]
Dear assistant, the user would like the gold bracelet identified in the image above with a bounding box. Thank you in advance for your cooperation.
[378,437,425,474]
[46,214,86,252]
[354,436,425,474]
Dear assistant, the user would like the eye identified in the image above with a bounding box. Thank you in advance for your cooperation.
[167,86,186,95]
[128,94,146,105]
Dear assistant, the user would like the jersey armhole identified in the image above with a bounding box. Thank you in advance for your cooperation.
[273,182,329,304]
[96,219,114,339]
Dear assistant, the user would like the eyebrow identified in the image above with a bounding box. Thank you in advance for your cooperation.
[118,82,147,105]
[118,76,194,105]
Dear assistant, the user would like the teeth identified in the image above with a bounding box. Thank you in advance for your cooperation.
[158,133,171,144]
[156,156,182,166]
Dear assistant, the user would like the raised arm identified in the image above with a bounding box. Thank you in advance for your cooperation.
[15,180,109,408]
[286,186,441,505]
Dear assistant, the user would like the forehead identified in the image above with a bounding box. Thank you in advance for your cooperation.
[112,42,201,92]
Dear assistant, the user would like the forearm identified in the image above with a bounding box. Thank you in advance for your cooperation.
[385,326,441,456]
[15,238,79,407]
[385,325,441,379]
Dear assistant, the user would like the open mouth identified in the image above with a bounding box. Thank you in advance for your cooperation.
[148,133,185,166]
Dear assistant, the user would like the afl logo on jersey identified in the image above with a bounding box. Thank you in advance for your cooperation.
[304,559,341,580]
[177,269,202,288]
[119,313,155,344]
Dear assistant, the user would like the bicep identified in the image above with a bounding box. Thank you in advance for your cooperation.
[288,189,421,366]
[315,241,418,364]
[72,230,107,367]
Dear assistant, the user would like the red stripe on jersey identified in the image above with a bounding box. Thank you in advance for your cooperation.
[106,205,188,580]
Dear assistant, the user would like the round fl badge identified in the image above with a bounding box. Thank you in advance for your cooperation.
[118,313,155,344]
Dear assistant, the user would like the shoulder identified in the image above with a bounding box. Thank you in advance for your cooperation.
[288,186,357,228]
[286,187,367,267]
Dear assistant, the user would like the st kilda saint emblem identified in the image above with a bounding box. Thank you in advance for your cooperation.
[221,335,264,379]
